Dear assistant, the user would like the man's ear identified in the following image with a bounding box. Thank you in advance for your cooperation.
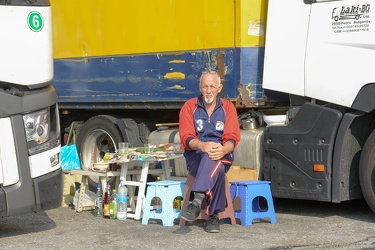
[218,85,223,93]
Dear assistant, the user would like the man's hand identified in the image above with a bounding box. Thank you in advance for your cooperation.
[199,141,218,153]
[207,142,226,160]
[202,141,233,161]
[189,139,234,161]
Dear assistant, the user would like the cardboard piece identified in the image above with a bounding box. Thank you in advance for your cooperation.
[62,172,83,207]
[226,166,258,183]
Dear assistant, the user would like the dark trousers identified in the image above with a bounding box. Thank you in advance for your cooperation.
[185,152,233,216]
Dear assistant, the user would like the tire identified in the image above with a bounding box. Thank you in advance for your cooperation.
[76,115,125,191]
[359,129,375,213]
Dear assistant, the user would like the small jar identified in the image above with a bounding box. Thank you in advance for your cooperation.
[109,163,118,171]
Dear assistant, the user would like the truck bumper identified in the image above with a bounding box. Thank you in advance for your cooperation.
[33,168,62,212]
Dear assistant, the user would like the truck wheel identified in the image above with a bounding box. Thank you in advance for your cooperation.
[359,130,375,213]
[76,115,124,191]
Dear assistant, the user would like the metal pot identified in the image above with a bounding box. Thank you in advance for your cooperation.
[242,118,259,130]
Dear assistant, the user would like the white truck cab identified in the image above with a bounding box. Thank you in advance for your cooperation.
[263,0,375,213]
[0,0,61,217]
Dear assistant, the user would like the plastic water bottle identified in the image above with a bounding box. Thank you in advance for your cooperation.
[117,178,128,221]
[94,183,103,217]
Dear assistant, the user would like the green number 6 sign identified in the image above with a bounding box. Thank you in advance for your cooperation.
[27,11,44,32]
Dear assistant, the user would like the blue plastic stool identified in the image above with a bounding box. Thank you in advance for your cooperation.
[142,180,186,226]
[230,180,277,226]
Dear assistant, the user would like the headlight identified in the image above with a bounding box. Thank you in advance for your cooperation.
[23,108,50,144]
[23,105,60,155]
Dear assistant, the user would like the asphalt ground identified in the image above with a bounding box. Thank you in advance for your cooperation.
[1,198,375,250]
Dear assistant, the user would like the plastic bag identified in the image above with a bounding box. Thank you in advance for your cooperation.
[61,122,81,171]
[61,144,81,171]
[73,189,96,209]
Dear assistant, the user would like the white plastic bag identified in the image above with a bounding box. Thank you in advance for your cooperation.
[73,189,96,210]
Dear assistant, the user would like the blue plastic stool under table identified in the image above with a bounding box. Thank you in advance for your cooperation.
[142,180,186,226]
[230,180,277,226]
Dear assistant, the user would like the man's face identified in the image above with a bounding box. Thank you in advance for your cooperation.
[199,73,222,105]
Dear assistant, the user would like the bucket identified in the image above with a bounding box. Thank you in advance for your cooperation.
[242,118,259,130]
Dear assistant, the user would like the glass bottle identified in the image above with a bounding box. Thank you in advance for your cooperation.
[109,189,118,219]
[103,183,111,219]
[94,183,103,217]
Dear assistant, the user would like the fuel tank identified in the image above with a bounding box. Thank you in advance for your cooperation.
[148,127,187,177]
[232,127,265,179]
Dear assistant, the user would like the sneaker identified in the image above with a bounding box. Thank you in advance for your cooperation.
[181,203,200,222]
[205,215,220,233]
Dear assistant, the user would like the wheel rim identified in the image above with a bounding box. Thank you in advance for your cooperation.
[80,128,117,169]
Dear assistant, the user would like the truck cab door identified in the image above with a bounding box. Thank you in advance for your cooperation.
[305,0,374,108]
[263,0,311,96]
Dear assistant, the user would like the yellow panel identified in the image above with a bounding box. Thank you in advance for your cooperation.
[146,1,179,52]
[204,0,235,48]
[235,0,268,47]
[98,1,128,55]
[51,0,235,59]
[174,0,205,50]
